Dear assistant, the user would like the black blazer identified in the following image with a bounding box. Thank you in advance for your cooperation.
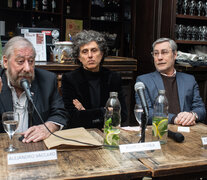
[61,67,128,129]
[0,68,67,133]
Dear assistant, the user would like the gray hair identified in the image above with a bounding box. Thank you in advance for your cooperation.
[3,36,36,60]
[152,38,177,52]
[72,30,108,64]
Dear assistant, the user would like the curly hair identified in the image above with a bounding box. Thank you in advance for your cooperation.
[72,30,108,64]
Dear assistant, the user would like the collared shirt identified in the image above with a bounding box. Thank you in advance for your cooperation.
[8,79,29,133]
[7,77,63,132]
[160,69,176,77]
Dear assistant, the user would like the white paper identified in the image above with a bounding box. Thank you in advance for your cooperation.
[7,149,57,165]
[201,137,207,145]
[178,126,190,133]
[24,32,47,62]
[119,141,161,153]
[121,126,141,132]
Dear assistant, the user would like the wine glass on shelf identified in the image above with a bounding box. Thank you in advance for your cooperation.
[197,1,203,16]
[134,104,143,137]
[2,112,20,152]
[182,0,189,15]
[189,0,196,16]
[204,2,207,17]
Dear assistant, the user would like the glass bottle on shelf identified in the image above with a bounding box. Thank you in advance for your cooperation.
[16,0,21,9]
[42,0,48,11]
[66,0,70,15]
[32,15,36,27]
[8,0,13,8]
[23,0,27,9]
[36,0,39,11]
[51,0,56,13]
[32,0,36,10]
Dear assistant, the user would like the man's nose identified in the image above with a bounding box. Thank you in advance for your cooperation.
[23,61,31,71]
[157,53,163,59]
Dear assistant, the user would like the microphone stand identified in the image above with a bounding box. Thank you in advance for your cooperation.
[139,112,148,143]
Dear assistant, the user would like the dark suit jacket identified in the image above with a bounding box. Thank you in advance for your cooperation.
[61,67,128,129]
[0,68,67,133]
[135,71,206,124]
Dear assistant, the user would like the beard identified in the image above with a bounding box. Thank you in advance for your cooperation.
[6,67,35,89]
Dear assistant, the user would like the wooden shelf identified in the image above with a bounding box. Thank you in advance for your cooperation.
[176,40,207,45]
[176,14,207,21]
[35,56,137,72]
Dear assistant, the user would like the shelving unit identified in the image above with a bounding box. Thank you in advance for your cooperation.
[0,0,64,40]
[173,0,207,53]
[65,0,132,57]
[0,0,133,57]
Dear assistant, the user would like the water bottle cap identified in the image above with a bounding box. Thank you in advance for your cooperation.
[110,92,118,97]
[159,90,165,94]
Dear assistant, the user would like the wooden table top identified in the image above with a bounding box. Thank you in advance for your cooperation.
[1,124,207,179]
[0,129,150,180]
[138,123,207,179]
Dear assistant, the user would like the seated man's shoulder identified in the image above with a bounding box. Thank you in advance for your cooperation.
[35,68,56,80]
[177,71,195,80]
[62,67,83,81]
[138,71,155,80]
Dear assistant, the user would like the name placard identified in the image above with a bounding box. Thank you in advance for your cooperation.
[178,126,190,133]
[7,149,57,165]
[119,141,161,153]
[201,137,207,145]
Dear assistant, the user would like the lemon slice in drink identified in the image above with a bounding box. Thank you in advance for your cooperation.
[105,129,120,146]
[157,119,168,139]
[152,122,158,137]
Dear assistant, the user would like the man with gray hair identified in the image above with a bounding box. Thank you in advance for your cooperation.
[0,36,67,143]
[61,30,128,129]
[135,38,206,125]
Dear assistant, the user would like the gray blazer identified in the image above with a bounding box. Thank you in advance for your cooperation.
[0,68,68,133]
[135,71,206,124]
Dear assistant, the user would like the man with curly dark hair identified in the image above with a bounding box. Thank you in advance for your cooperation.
[61,30,128,130]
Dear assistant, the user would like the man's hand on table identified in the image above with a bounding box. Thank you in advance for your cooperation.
[21,121,60,143]
[174,111,196,126]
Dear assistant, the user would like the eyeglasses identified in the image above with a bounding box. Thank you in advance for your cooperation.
[151,49,173,58]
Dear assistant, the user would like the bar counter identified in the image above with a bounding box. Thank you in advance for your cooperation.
[35,56,137,76]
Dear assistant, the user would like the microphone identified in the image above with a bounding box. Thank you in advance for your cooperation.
[20,79,33,102]
[168,130,184,143]
[134,82,149,117]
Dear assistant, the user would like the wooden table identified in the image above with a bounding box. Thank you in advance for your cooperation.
[135,124,207,180]
[2,124,206,179]
[0,129,150,180]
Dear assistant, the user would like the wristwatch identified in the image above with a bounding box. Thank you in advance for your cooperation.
[191,112,198,120]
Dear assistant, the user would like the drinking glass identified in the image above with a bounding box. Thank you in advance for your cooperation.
[134,104,143,137]
[197,1,203,16]
[204,2,207,17]
[186,25,192,40]
[2,112,20,152]
[189,0,196,16]
[182,0,189,15]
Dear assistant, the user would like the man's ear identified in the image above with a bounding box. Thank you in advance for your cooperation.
[173,51,177,60]
[2,55,8,69]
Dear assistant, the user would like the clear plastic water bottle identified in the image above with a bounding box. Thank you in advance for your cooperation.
[152,90,168,144]
[104,92,121,148]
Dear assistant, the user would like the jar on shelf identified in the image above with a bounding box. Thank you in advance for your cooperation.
[53,41,73,63]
